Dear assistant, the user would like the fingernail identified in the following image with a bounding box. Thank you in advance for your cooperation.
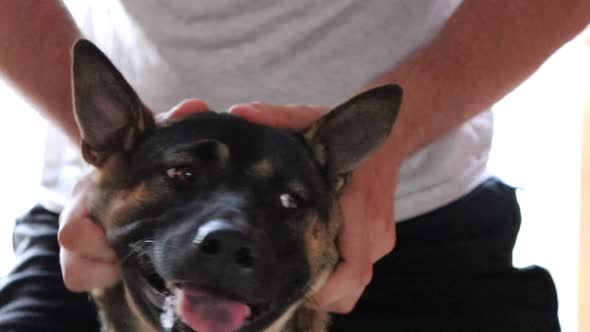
[166,99,209,119]
[228,104,258,115]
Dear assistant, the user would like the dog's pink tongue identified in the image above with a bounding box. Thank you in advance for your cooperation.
[180,288,251,332]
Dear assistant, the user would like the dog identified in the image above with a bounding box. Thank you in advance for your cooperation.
[71,39,402,332]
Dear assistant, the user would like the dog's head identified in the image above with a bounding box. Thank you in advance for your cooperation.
[72,40,401,332]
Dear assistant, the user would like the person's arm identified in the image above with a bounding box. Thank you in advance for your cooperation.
[375,0,590,160]
[0,1,81,144]
[229,0,590,313]
[0,1,119,291]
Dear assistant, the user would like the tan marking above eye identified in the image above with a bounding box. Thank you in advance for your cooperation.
[163,139,230,166]
[251,158,274,177]
[212,140,230,165]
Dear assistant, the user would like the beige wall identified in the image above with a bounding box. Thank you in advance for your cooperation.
[580,26,590,332]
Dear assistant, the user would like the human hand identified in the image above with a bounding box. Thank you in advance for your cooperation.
[58,98,210,292]
[229,102,399,313]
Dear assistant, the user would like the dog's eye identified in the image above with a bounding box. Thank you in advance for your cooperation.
[280,193,298,209]
[166,167,196,182]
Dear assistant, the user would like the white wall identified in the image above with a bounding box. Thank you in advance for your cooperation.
[0,81,46,278]
[489,36,589,332]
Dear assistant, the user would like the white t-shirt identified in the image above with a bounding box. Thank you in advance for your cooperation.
[45,0,492,221]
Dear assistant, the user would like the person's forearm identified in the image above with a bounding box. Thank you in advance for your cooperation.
[371,0,590,161]
[0,1,81,144]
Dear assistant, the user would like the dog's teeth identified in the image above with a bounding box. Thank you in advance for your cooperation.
[160,296,176,330]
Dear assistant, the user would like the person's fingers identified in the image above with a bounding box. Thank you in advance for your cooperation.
[155,98,209,123]
[354,157,397,262]
[369,218,396,262]
[60,249,120,292]
[365,193,396,262]
[311,258,373,313]
[229,103,326,130]
[58,173,120,292]
[58,179,116,261]
[323,267,372,313]
[58,214,117,261]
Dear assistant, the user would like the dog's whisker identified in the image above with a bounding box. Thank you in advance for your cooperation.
[160,295,177,331]
[119,239,156,266]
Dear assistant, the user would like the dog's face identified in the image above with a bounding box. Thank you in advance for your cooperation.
[72,40,401,332]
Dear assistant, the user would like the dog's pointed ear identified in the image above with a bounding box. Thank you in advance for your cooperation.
[303,85,402,180]
[72,39,155,166]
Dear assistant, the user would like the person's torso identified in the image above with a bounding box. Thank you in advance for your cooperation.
[45,0,492,221]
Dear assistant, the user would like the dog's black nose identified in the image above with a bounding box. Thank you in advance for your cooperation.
[152,216,277,304]
[193,220,257,270]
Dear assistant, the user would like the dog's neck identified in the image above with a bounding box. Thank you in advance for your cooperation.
[264,269,332,332]
[263,302,301,332]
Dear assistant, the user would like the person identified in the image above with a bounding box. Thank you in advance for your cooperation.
[1,1,589,331]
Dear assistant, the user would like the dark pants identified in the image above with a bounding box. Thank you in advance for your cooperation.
[331,178,560,331]
[0,206,100,332]
[0,178,559,331]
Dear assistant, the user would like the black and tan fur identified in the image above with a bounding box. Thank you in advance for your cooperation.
[71,39,402,332]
